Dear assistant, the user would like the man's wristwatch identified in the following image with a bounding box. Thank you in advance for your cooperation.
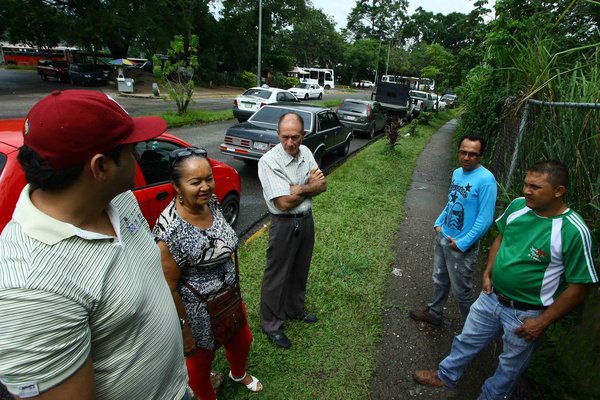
[179,318,187,329]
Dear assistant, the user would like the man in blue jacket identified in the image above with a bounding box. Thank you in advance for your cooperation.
[410,135,497,325]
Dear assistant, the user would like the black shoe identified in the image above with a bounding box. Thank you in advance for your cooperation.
[263,331,292,349]
[289,312,318,323]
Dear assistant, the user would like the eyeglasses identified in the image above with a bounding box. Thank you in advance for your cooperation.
[169,147,207,167]
[458,150,481,158]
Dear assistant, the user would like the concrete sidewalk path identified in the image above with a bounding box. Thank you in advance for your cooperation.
[369,119,536,399]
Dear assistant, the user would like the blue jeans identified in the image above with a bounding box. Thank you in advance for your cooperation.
[428,231,479,319]
[437,291,543,400]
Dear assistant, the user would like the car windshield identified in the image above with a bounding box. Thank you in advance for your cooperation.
[53,61,68,67]
[296,83,310,89]
[410,92,427,99]
[442,95,456,100]
[79,64,101,72]
[0,154,6,175]
[242,89,271,99]
[250,107,313,132]
[339,102,368,114]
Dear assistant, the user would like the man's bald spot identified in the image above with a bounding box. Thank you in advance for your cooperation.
[278,112,304,132]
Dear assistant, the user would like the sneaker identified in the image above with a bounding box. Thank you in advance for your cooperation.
[409,308,442,326]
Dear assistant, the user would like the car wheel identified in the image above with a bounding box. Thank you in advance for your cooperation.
[314,149,324,168]
[337,138,351,157]
[318,93,323,100]
[304,93,309,100]
[220,193,240,227]
[325,85,330,89]
[368,124,376,140]
[242,159,258,166]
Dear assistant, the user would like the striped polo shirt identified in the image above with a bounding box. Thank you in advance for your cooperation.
[0,186,187,399]
[258,143,318,214]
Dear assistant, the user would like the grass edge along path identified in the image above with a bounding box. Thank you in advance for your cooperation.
[161,109,234,127]
[212,110,459,399]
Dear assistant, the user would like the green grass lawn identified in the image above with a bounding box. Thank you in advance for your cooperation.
[161,109,234,127]
[212,109,459,399]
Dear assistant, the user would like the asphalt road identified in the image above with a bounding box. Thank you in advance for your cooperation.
[0,67,376,236]
[171,121,379,236]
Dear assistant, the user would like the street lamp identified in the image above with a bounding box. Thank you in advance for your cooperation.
[257,0,262,86]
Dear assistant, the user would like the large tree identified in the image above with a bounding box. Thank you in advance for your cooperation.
[345,0,409,41]
[284,7,345,68]
[218,0,306,72]
[1,0,209,58]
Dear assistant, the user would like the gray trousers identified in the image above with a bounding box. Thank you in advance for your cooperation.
[260,213,315,334]
[428,231,479,319]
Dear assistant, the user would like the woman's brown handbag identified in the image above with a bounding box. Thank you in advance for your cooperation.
[183,251,247,346]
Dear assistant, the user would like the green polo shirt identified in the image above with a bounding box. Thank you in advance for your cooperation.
[492,197,597,306]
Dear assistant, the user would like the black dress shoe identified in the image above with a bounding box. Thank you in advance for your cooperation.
[264,331,292,349]
[295,312,318,323]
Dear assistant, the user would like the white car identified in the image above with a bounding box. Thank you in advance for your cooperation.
[360,80,375,88]
[232,86,299,122]
[289,83,324,100]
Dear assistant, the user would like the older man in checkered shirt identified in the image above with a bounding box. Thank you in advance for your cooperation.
[257,112,327,349]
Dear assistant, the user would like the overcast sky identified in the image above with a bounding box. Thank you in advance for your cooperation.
[312,0,496,31]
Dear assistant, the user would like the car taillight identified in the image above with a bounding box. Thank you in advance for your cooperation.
[367,104,374,120]
[233,99,238,107]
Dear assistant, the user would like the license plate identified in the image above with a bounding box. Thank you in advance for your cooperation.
[345,115,357,121]
[253,141,269,151]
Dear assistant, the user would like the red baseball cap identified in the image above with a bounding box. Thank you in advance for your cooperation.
[22,90,167,169]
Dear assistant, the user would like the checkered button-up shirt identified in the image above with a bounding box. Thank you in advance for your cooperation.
[258,144,317,214]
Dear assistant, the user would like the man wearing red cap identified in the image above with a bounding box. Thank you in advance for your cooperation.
[0,91,190,399]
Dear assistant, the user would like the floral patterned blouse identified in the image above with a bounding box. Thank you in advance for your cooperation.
[153,195,238,350]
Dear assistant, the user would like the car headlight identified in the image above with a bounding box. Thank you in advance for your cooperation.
[83,74,91,78]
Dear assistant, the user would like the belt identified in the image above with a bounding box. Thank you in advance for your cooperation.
[270,210,312,219]
[494,289,547,311]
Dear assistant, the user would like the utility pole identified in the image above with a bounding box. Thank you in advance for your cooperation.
[385,41,391,76]
[257,0,262,86]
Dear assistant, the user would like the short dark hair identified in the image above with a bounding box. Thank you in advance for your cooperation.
[458,134,486,156]
[169,151,211,186]
[278,112,304,132]
[528,159,569,188]
[18,144,125,191]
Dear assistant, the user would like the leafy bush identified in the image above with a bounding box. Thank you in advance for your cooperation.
[417,111,432,125]
[239,71,257,89]
[272,71,299,89]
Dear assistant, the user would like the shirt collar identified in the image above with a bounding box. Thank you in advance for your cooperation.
[279,144,306,166]
[13,185,121,246]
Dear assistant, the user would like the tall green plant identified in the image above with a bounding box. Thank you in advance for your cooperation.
[153,35,199,115]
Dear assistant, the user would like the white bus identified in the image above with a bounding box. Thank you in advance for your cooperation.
[288,66,335,89]
[381,75,435,92]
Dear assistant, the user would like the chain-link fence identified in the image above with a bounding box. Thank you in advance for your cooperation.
[486,97,600,233]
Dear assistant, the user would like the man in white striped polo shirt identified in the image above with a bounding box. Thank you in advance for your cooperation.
[414,160,597,400]
[0,91,188,399]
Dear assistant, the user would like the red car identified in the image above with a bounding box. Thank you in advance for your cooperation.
[0,119,241,232]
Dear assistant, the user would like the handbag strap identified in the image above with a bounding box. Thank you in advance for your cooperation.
[183,249,240,302]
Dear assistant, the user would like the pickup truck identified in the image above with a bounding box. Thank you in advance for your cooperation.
[371,81,416,120]
[37,60,69,82]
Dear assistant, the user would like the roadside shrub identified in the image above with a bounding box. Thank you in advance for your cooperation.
[407,120,419,137]
[240,71,257,89]
[272,72,299,89]
[417,112,432,125]
[385,118,402,148]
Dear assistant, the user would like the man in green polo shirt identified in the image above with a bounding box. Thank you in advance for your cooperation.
[413,160,597,400]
